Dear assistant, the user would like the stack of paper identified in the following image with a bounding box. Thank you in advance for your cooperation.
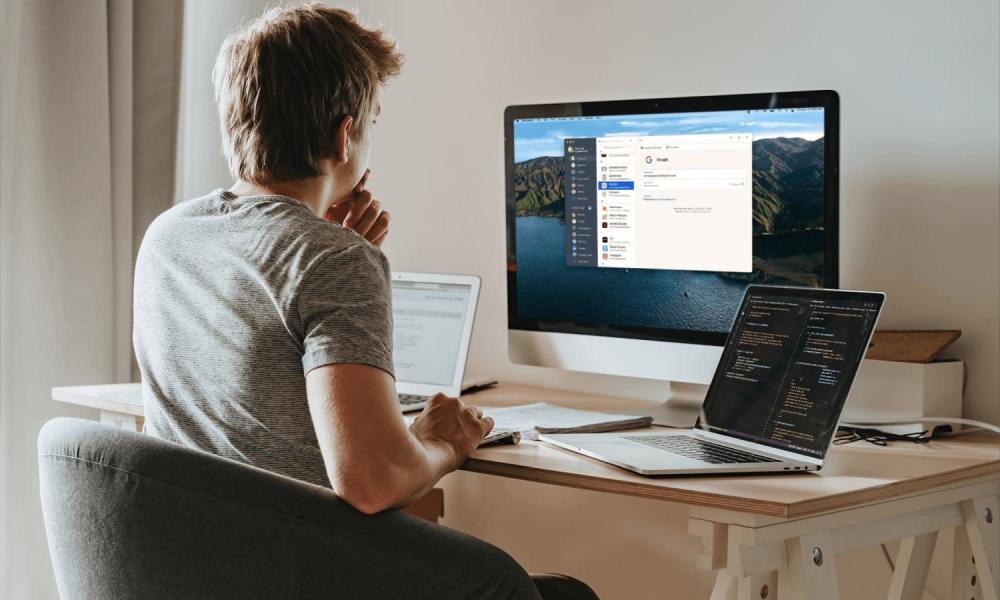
[482,403,652,440]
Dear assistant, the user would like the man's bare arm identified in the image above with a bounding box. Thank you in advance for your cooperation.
[305,363,491,514]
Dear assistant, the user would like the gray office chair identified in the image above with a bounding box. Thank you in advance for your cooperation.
[37,417,543,599]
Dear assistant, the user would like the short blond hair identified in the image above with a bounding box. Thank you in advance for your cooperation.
[213,4,403,184]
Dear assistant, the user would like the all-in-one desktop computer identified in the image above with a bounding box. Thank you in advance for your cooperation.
[504,90,840,426]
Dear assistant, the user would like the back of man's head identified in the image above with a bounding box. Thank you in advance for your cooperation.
[213,3,403,185]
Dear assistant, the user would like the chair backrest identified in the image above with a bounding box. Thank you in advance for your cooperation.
[37,418,542,600]
[37,417,353,599]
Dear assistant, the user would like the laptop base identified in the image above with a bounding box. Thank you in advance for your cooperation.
[540,432,816,476]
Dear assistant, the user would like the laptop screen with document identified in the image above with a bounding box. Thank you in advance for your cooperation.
[391,279,474,387]
[697,286,883,459]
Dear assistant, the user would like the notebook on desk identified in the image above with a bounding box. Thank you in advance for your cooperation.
[481,403,652,440]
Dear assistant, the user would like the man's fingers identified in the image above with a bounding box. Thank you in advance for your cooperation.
[428,393,455,408]
[329,170,370,224]
[334,172,388,246]
[354,168,371,193]
[367,212,390,247]
[352,200,383,237]
[466,405,493,436]
[343,191,373,228]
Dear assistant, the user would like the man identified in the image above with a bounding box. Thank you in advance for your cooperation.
[133,4,597,599]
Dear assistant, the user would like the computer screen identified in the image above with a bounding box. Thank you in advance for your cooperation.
[698,287,883,458]
[391,280,473,386]
[505,91,839,348]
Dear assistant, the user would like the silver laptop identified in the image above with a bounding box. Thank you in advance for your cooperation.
[540,286,885,476]
[391,272,491,413]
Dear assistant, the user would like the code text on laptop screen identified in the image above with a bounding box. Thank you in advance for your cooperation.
[699,290,881,457]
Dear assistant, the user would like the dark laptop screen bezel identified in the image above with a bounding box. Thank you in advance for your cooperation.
[695,285,885,459]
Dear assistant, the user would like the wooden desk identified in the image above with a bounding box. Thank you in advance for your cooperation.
[53,383,999,600]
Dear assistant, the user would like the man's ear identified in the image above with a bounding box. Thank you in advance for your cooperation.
[335,115,354,163]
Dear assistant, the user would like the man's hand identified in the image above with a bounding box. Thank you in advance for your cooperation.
[409,394,494,470]
[307,365,480,514]
[325,169,391,247]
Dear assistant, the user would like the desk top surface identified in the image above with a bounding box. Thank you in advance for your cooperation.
[52,382,999,519]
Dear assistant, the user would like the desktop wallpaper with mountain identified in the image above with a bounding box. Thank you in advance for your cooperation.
[510,108,828,335]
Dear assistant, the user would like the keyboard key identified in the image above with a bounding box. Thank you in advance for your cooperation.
[398,394,428,405]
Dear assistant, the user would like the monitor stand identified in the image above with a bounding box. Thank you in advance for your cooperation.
[635,381,709,429]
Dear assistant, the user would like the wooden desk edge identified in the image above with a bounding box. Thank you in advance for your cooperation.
[782,461,1000,517]
[461,457,792,516]
[462,454,1000,519]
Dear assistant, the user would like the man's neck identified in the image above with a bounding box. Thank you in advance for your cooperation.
[229,176,335,218]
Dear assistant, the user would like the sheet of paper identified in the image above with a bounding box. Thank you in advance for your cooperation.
[481,403,648,436]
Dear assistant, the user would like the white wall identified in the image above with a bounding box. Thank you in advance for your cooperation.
[176,1,999,598]
[362,0,1000,422]
[180,0,1000,422]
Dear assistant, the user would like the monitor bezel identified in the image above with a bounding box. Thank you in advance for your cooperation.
[504,89,840,347]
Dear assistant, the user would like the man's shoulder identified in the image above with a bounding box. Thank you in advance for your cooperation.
[145,189,371,257]
[249,196,381,267]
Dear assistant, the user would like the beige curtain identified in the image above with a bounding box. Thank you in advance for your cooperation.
[0,1,183,596]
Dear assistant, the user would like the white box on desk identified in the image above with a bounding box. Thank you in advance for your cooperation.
[843,359,964,433]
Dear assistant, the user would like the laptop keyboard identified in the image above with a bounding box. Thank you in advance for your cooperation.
[398,394,428,406]
[623,435,779,464]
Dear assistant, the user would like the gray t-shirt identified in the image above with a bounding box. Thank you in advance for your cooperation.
[133,189,394,487]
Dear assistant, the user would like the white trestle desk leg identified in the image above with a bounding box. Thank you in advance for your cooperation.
[691,517,784,600]
[952,525,982,600]
[959,494,999,600]
[708,571,738,600]
[689,519,737,600]
[99,409,143,432]
[691,482,999,600]
[708,570,779,600]
[736,570,779,600]
[888,531,938,600]
[779,531,839,600]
